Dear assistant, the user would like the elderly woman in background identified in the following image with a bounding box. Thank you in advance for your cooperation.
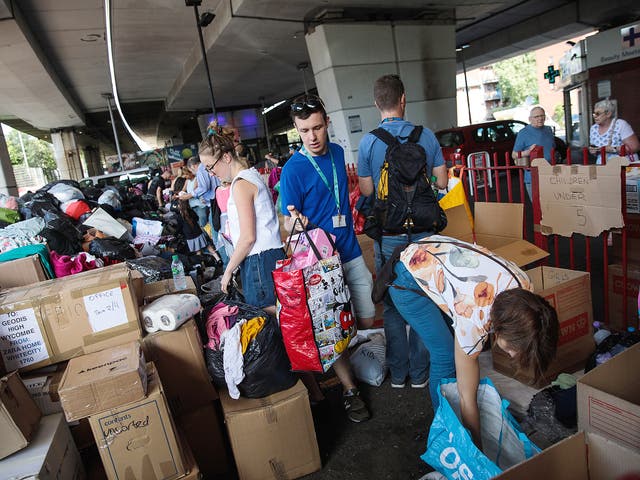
[589,99,640,163]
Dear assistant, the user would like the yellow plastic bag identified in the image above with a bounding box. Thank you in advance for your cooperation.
[439,175,473,228]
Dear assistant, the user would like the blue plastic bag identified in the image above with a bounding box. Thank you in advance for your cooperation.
[423,377,539,480]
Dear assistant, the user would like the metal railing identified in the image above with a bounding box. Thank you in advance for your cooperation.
[347,146,639,329]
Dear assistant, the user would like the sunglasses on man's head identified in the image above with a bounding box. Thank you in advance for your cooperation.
[290,95,325,113]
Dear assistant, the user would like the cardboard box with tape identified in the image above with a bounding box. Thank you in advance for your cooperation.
[608,263,640,330]
[0,371,42,459]
[88,363,186,480]
[0,263,141,374]
[493,266,594,388]
[0,254,49,290]
[220,380,321,480]
[0,413,85,479]
[494,431,640,480]
[21,362,67,416]
[142,318,217,416]
[58,341,147,422]
[577,343,640,453]
[142,277,197,304]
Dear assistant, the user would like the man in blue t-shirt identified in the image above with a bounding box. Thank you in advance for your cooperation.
[280,94,374,423]
[512,106,555,200]
[357,74,447,391]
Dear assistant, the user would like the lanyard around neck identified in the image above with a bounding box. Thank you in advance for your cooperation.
[300,145,340,215]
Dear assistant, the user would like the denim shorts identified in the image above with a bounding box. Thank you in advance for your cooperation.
[239,248,285,308]
[343,255,376,320]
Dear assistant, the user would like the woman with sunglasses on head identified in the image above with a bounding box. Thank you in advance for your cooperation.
[198,122,284,314]
[377,236,559,447]
[588,99,639,164]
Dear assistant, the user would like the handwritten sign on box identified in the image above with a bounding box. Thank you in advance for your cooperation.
[532,156,629,237]
[83,287,128,333]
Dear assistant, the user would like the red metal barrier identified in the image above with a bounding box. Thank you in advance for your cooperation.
[345,148,639,329]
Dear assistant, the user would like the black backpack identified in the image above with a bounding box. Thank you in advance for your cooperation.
[368,126,446,240]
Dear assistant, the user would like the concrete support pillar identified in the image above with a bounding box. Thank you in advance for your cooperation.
[305,23,457,164]
[0,128,19,196]
[83,146,103,177]
[51,129,84,181]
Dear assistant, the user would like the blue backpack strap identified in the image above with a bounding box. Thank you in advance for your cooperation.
[370,128,399,147]
[407,125,423,144]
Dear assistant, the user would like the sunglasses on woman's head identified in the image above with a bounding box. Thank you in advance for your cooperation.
[290,95,325,113]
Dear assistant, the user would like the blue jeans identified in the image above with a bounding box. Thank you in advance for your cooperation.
[388,261,456,408]
[239,248,285,308]
[375,233,430,385]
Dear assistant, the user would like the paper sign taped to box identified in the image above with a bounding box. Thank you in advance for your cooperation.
[532,156,629,237]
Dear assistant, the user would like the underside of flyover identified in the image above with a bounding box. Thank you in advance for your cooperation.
[0,0,639,158]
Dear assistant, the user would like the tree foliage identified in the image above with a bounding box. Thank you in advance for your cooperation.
[493,52,539,107]
[4,127,56,172]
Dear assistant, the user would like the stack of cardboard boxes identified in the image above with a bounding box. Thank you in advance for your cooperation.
[0,263,210,478]
[495,343,640,479]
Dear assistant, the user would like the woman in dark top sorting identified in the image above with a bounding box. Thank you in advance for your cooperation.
[176,199,220,259]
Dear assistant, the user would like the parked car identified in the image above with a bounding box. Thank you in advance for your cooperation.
[80,166,150,189]
[435,120,566,167]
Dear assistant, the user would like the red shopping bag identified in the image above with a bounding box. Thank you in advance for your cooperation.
[273,225,356,372]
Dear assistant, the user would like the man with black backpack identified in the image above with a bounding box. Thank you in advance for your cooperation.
[357,74,447,390]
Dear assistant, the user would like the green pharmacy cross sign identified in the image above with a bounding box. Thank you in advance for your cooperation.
[544,65,560,84]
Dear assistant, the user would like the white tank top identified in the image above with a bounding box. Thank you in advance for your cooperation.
[227,168,283,256]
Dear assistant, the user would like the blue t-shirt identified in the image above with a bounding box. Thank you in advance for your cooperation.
[279,143,361,263]
[357,119,445,189]
[513,124,555,161]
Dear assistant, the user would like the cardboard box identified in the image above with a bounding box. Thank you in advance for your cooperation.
[0,413,86,479]
[0,255,49,290]
[220,380,321,480]
[21,363,67,416]
[495,431,640,479]
[0,263,142,373]
[577,343,640,453]
[59,342,147,422]
[533,156,627,237]
[142,319,216,416]
[89,363,186,480]
[441,202,548,267]
[177,402,230,477]
[607,263,640,331]
[142,277,197,304]
[0,371,42,459]
[611,212,640,267]
[626,170,640,214]
[493,266,594,388]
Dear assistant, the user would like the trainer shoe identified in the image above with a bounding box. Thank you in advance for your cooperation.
[411,379,429,389]
[391,381,406,388]
[343,389,370,423]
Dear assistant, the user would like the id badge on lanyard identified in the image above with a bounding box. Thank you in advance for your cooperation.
[301,146,346,228]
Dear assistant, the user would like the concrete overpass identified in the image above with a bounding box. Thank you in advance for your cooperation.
[0,0,638,187]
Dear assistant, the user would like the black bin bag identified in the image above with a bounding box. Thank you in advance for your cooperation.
[205,299,297,399]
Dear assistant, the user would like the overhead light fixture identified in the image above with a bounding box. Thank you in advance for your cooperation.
[262,100,286,115]
[199,11,215,27]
